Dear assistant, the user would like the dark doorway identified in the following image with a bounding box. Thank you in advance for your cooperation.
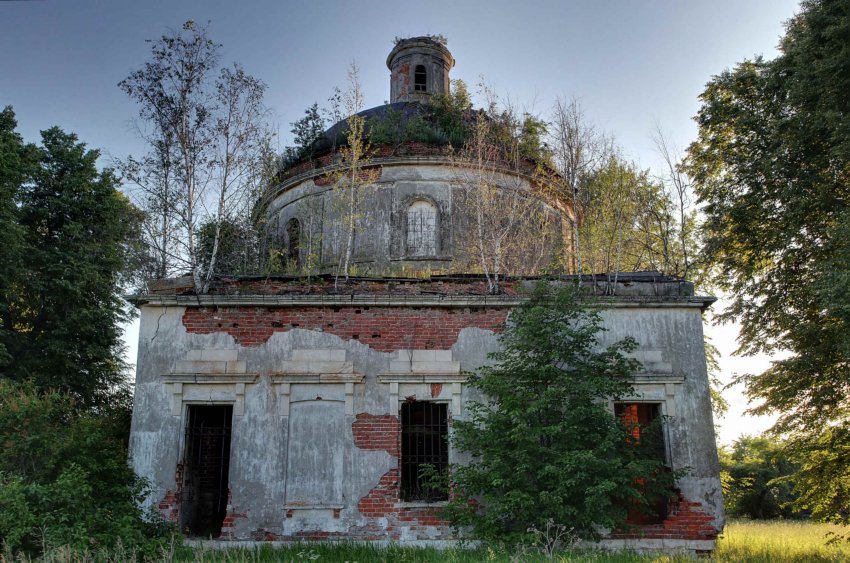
[400,401,448,502]
[181,405,233,537]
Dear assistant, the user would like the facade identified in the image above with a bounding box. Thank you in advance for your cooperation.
[128,37,724,553]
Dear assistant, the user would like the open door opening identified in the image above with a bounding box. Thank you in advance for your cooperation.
[181,405,233,537]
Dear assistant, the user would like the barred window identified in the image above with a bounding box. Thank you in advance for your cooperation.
[406,200,437,256]
[400,401,448,502]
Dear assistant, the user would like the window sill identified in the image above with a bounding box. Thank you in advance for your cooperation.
[391,256,453,262]
[394,500,449,509]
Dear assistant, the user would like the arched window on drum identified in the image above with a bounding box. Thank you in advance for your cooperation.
[286,217,301,264]
[406,200,437,257]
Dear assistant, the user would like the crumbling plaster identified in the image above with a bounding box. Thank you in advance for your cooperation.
[129,293,723,543]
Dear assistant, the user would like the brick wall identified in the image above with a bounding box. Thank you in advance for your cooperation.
[182,306,507,352]
[219,489,247,540]
[357,468,448,529]
[157,491,179,523]
[352,413,400,457]
[611,492,719,541]
[353,414,448,537]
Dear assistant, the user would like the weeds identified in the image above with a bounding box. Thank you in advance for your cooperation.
[2,520,849,562]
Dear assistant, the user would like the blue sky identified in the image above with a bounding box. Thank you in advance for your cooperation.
[0,0,802,443]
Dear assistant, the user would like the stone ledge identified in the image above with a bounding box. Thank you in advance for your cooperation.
[161,373,258,384]
[278,360,355,374]
[283,504,345,510]
[271,373,364,384]
[378,374,467,383]
[175,360,247,374]
[591,537,716,554]
[131,294,715,309]
[388,360,461,374]
[632,373,685,384]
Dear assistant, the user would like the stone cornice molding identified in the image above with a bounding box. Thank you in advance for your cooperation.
[130,293,716,310]
[264,155,542,208]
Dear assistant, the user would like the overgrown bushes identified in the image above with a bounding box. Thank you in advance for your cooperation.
[0,381,170,557]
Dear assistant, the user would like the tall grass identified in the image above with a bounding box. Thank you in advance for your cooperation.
[713,520,848,563]
[2,520,848,562]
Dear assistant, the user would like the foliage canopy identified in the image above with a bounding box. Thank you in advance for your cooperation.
[0,107,143,409]
[686,0,850,521]
[719,435,800,520]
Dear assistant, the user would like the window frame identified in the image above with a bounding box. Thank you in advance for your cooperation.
[398,399,450,504]
[405,199,438,258]
[613,400,671,525]
[414,64,427,92]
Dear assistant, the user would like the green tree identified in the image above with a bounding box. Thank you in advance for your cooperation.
[579,155,689,280]
[0,112,143,409]
[0,107,35,369]
[719,435,799,519]
[329,63,380,285]
[290,102,326,164]
[685,0,850,521]
[444,283,679,545]
[197,217,254,275]
[119,20,272,293]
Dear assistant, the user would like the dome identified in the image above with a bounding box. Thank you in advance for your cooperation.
[263,37,572,278]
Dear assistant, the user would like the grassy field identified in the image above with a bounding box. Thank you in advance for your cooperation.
[712,520,848,562]
[3,520,849,562]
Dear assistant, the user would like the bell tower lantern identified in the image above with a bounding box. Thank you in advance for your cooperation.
[387,36,455,103]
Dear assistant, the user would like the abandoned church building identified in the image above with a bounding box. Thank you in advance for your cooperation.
[128,36,724,553]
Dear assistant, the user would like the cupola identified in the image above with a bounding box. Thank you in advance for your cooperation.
[386,36,455,103]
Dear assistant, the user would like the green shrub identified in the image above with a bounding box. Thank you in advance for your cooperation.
[0,381,171,556]
[443,283,682,546]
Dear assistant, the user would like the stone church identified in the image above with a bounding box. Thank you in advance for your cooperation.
[128,36,724,553]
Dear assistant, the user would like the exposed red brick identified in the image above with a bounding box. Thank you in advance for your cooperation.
[357,468,447,527]
[353,413,400,457]
[610,492,720,541]
[219,488,248,539]
[157,491,179,523]
[430,383,443,398]
[182,306,507,352]
[397,63,410,97]
[357,469,398,517]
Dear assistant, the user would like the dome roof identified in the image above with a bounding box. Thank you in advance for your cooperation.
[322,101,429,140]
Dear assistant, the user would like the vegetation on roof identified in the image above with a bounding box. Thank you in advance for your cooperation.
[278,79,551,175]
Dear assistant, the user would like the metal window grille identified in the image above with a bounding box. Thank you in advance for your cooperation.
[181,405,233,537]
[406,202,436,256]
[414,65,427,92]
[400,401,449,502]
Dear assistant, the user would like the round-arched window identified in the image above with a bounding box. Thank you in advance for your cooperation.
[406,200,437,256]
